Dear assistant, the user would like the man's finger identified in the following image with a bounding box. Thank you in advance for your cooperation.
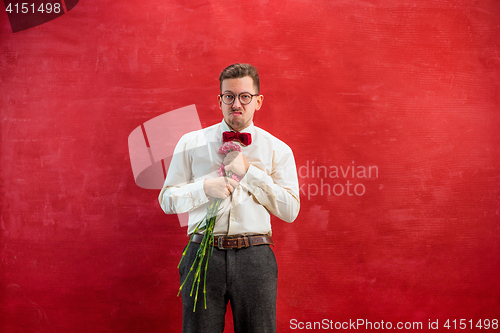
[227,178,239,188]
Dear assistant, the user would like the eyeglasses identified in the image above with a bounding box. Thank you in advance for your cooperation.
[220,93,259,105]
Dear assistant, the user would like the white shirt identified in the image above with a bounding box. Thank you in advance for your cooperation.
[158,119,300,236]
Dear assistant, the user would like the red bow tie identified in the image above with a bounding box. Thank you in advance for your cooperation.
[222,131,252,146]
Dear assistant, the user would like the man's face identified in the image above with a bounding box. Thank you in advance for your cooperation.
[218,76,263,132]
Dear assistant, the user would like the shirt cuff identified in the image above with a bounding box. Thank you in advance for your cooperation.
[190,179,209,207]
[239,164,268,194]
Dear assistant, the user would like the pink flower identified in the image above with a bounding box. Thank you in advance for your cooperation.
[218,142,241,155]
[218,142,242,181]
[217,165,226,177]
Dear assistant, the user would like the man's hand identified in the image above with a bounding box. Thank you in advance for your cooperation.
[223,151,250,178]
[203,177,239,199]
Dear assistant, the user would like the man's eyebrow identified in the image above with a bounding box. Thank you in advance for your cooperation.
[222,90,252,94]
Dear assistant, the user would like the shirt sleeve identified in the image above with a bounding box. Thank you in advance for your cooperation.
[239,145,300,223]
[158,135,209,214]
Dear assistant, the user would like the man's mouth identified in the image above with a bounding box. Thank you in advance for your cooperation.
[231,111,243,116]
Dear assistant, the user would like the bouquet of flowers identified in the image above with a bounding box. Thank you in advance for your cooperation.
[177,141,242,311]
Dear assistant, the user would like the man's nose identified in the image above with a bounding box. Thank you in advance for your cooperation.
[232,96,243,108]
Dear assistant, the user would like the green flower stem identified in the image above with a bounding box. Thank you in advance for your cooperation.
[177,195,224,311]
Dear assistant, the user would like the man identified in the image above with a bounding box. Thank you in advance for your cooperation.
[158,63,300,333]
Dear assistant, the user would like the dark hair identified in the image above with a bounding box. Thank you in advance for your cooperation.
[219,63,260,94]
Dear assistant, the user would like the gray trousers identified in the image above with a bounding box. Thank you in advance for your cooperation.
[179,242,278,333]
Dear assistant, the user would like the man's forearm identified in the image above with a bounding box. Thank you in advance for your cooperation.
[239,164,300,223]
[158,180,208,214]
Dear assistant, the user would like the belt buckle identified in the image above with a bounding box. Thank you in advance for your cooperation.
[218,236,228,250]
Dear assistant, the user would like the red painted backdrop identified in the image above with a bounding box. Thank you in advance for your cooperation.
[1,0,499,332]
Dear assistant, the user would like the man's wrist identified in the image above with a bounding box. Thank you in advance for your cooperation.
[195,179,209,202]
[239,164,264,192]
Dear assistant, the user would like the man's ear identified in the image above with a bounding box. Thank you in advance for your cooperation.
[217,95,223,109]
[256,95,264,110]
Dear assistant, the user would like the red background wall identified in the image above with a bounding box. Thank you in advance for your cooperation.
[1,0,499,332]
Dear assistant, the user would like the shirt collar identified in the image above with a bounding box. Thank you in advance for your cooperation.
[220,119,255,137]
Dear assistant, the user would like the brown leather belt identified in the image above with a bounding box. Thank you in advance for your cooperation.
[191,234,274,250]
